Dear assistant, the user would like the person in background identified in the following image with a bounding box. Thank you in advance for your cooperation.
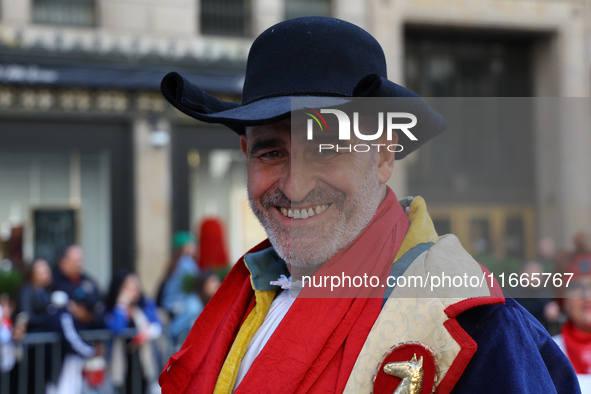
[8,258,53,393]
[159,231,202,345]
[554,253,591,392]
[105,269,162,394]
[52,244,105,329]
[513,259,560,332]
[16,258,52,332]
[196,217,230,270]
[46,290,97,394]
[195,270,221,306]
[574,232,591,255]
[0,292,27,393]
[0,294,18,374]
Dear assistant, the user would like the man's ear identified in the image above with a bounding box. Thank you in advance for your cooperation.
[377,132,397,184]
[240,134,248,157]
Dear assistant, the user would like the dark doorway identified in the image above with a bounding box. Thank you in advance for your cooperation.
[0,117,135,274]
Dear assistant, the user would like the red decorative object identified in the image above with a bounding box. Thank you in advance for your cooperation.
[196,217,229,269]
[83,356,106,388]
[373,342,437,394]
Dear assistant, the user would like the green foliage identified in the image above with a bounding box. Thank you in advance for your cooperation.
[181,273,197,294]
[0,269,22,300]
[212,267,231,281]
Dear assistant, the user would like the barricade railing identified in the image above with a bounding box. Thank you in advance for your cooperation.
[0,328,170,394]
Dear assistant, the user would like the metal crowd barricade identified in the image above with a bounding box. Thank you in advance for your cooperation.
[0,327,169,394]
[0,331,62,394]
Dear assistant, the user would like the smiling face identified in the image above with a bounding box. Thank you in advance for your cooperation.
[241,118,396,269]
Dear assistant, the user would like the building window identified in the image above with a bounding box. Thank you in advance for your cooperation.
[404,28,538,262]
[428,205,536,260]
[32,0,96,27]
[200,0,251,37]
[285,0,331,20]
[405,29,532,97]
[404,29,535,205]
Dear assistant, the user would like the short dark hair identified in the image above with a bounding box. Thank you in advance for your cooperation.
[56,244,78,263]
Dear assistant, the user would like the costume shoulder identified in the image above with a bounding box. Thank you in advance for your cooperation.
[454,297,580,393]
[346,196,578,393]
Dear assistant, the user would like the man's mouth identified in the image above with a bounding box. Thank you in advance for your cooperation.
[277,204,331,219]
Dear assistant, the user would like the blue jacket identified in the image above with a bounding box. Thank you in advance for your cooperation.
[453,297,579,393]
[105,297,161,334]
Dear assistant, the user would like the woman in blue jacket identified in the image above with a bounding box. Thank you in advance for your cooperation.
[105,269,162,394]
[159,231,203,346]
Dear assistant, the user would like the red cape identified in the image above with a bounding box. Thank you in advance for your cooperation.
[160,189,409,393]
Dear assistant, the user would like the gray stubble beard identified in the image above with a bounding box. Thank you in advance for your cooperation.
[248,161,382,269]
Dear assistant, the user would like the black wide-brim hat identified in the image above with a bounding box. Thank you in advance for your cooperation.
[161,16,445,159]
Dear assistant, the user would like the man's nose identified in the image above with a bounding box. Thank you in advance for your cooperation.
[280,155,317,203]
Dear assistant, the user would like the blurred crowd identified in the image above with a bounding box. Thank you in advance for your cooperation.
[2,218,591,392]
[509,232,591,392]
[0,217,227,394]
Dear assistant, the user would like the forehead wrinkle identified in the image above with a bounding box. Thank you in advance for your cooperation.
[246,121,291,154]
[246,118,291,136]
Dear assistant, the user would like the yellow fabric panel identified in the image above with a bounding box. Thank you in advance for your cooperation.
[215,196,439,393]
[213,288,276,394]
[344,234,491,393]
[344,195,492,393]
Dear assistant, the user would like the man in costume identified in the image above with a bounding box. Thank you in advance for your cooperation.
[159,17,579,393]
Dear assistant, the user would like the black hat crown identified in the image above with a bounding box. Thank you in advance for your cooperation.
[242,17,387,104]
[160,16,445,158]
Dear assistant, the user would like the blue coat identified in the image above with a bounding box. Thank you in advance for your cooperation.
[453,297,579,393]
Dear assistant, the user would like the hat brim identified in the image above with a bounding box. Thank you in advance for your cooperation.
[161,72,446,159]
[187,95,351,130]
[161,72,351,133]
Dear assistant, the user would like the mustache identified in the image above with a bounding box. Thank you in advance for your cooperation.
[259,186,345,208]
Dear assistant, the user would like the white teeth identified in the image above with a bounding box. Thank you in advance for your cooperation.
[280,204,330,219]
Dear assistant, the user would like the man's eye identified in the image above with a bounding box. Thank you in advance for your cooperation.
[261,150,283,158]
[256,150,287,163]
